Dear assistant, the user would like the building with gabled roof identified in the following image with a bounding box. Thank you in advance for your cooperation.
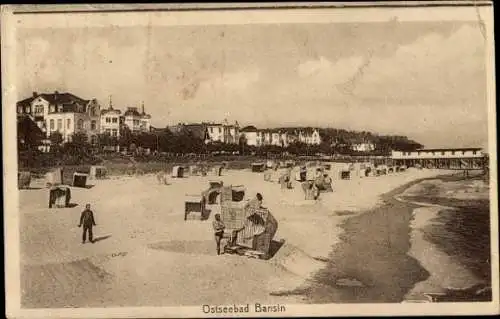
[123,102,151,133]
[16,91,101,144]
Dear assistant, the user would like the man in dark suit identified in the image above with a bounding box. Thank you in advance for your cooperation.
[78,204,97,244]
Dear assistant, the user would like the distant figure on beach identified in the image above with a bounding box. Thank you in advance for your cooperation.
[248,193,264,209]
[299,166,307,182]
[212,213,225,255]
[78,204,97,244]
[315,168,322,179]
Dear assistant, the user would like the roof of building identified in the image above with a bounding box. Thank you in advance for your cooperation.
[203,122,223,127]
[124,106,151,118]
[101,108,121,115]
[179,123,208,140]
[240,125,258,132]
[123,107,141,117]
[17,92,90,108]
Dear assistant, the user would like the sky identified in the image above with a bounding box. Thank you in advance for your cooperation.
[16,20,489,148]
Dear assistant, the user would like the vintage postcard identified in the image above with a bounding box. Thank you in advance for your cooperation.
[2,2,499,318]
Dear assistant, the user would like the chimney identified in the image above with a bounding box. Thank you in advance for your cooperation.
[54,91,59,100]
[109,95,113,110]
[141,101,145,115]
[32,91,38,98]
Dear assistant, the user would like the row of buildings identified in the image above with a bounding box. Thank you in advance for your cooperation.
[168,122,327,148]
[16,91,152,144]
[17,90,376,151]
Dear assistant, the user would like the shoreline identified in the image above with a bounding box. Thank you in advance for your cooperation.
[282,173,490,303]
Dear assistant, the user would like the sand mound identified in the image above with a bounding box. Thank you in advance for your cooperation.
[271,242,326,279]
[148,240,215,255]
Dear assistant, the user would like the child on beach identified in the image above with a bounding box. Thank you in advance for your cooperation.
[78,204,97,244]
[212,214,225,255]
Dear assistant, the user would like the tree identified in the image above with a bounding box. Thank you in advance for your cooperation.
[48,131,64,155]
[72,132,89,146]
[239,135,248,154]
[119,126,133,149]
[49,131,63,146]
[17,115,44,152]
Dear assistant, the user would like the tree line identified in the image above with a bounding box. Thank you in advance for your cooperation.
[18,120,423,160]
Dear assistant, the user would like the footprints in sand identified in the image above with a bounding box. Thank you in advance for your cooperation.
[129,229,146,239]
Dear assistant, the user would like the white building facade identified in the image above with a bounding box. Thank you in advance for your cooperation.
[123,104,151,133]
[352,142,376,152]
[391,148,485,160]
[205,120,240,144]
[100,100,122,138]
[17,91,101,144]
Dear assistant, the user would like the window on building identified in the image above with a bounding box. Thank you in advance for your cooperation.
[25,106,30,113]
[58,105,63,112]
[219,127,222,133]
[17,106,22,113]
[441,151,445,155]
[112,129,118,137]
[66,119,71,129]
[91,120,97,130]
[50,119,55,131]
[57,119,62,130]
[462,150,466,155]
[77,119,83,129]
[90,135,98,145]
[106,117,111,123]
[112,117,117,123]
[473,150,477,155]
[50,105,55,112]
[210,127,214,133]
[133,119,139,125]
[451,151,455,155]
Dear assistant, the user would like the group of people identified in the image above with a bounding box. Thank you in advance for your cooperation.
[211,193,264,255]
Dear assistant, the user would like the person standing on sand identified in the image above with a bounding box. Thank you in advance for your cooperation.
[248,193,264,210]
[78,204,97,244]
[212,213,225,255]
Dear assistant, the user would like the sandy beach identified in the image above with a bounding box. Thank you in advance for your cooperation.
[20,166,469,307]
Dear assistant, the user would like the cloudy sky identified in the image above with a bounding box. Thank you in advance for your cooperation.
[16,20,489,148]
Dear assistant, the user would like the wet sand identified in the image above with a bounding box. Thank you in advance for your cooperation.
[401,175,491,302]
[292,178,430,303]
[294,174,491,304]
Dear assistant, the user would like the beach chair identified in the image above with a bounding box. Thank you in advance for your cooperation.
[73,172,88,188]
[184,194,207,220]
[340,170,350,180]
[251,163,266,172]
[89,166,107,180]
[18,171,31,189]
[172,166,184,178]
[156,171,168,185]
[48,186,71,208]
[302,181,319,200]
[263,172,272,182]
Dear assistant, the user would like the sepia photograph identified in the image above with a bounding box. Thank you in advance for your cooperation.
[2,2,498,318]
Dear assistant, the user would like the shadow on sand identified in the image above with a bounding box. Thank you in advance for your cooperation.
[93,234,112,243]
[67,203,79,208]
[184,208,212,221]
[267,239,285,259]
